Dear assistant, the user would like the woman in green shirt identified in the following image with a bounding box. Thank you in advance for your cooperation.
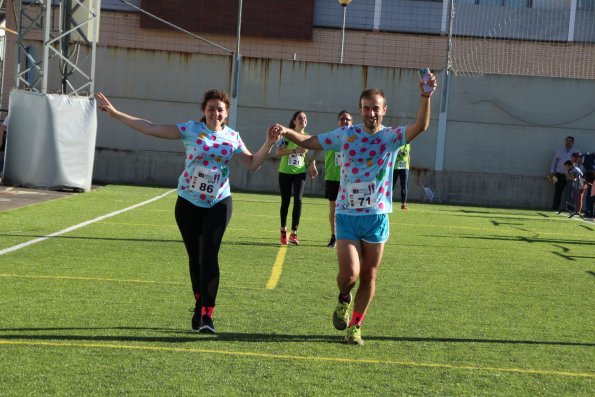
[275,111,309,245]
[392,143,411,210]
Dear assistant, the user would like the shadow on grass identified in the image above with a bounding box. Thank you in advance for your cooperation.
[551,251,595,261]
[489,220,523,226]
[0,233,182,244]
[1,327,594,347]
[458,234,594,247]
[0,233,323,248]
[225,240,326,248]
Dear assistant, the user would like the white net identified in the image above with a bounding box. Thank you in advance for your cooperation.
[450,0,595,79]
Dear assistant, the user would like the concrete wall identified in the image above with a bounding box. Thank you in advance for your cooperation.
[92,48,595,209]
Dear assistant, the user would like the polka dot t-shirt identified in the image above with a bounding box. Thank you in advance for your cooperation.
[176,121,245,208]
[318,124,407,215]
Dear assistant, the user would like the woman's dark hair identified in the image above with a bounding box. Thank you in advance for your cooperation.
[199,89,231,123]
[337,110,351,120]
[289,111,306,129]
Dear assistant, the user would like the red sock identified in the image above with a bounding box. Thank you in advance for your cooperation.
[201,306,214,318]
[348,310,365,327]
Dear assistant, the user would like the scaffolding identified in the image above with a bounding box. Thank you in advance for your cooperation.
[15,0,100,95]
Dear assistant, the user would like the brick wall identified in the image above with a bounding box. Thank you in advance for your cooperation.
[140,0,315,40]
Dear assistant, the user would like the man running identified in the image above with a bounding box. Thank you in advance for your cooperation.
[272,73,437,345]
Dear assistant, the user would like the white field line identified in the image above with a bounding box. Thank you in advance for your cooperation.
[0,190,176,257]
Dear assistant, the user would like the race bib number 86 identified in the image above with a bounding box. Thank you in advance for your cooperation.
[190,166,220,195]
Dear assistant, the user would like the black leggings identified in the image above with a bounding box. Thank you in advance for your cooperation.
[175,195,232,307]
[279,172,306,231]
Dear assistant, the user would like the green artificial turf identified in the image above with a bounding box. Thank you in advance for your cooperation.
[0,185,593,396]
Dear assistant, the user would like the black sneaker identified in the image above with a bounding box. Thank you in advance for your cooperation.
[199,315,216,334]
[191,302,201,332]
[327,236,336,248]
[191,313,201,331]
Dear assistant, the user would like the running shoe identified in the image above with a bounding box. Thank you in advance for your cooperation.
[327,236,336,248]
[199,315,216,334]
[280,229,288,245]
[191,302,201,332]
[332,293,352,330]
[401,204,408,210]
[344,324,364,346]
[288,232,299,245]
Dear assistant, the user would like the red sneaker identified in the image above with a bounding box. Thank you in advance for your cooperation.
[280,229,288,245]
[288,232,299,245]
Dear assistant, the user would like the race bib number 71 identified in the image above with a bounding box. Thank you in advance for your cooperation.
[348,182,376,209]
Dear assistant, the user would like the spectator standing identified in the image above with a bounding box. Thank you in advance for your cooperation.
[583,153,595,218]
[561,159,584,215]
[549,136,579,211]
[392,143,411,210]
[572,152,587,215]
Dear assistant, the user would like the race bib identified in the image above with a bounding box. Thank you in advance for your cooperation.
[397,161,407,170]
[348,181,376,209]
[287,153,304,167]
[190,166,220,195]
[334,152,341,166]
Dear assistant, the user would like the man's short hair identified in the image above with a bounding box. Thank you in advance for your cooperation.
[359,88,386,108]
[565,136,575,142]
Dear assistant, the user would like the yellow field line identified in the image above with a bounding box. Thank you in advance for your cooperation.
[0,339,592,378]
[0,273,183,285]
[266,246,287,290]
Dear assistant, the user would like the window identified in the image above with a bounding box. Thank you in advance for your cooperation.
[458,0,532,6]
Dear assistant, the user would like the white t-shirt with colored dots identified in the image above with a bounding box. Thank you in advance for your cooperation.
[318,124,407,216]
[176,121,245,208]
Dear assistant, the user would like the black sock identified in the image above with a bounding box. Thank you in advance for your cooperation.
[339,292,351,304]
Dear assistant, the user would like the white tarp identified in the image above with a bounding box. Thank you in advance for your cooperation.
[2,90,97,192]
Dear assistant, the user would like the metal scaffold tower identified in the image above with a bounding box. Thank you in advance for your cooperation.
[16,0,100,95]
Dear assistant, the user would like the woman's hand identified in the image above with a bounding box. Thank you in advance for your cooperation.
[266,125,281,145]
[96,92,117,117]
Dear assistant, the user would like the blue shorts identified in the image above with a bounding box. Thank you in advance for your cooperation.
[336,213,390,243]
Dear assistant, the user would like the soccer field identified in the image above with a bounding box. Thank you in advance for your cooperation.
[0,185,593,396]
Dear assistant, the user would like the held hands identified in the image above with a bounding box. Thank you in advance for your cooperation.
[266,124,282,145]
[270,124,285,138]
